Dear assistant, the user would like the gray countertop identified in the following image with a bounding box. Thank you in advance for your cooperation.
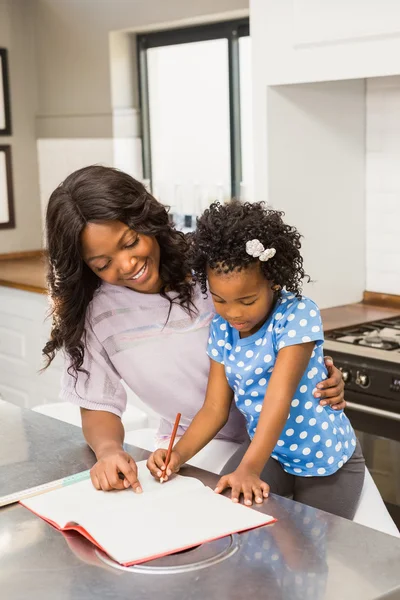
[1,399,400,600]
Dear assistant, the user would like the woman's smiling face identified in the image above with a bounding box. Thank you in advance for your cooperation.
[81,220,162,294]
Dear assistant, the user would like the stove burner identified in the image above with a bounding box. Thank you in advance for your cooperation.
[326,316,400,353]
[324,316,400,417]
[357,336,399,351]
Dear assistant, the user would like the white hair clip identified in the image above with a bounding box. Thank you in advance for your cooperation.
[246,239,276,262]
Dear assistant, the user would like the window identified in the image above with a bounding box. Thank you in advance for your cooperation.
[137,19,251,223]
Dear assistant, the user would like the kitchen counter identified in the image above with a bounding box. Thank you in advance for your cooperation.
[320,302,400,331]
[0,252,47,294]
[0,252,399,329]
[1,399,400,600]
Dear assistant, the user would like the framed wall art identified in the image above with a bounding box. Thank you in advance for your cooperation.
[0,48,12,136]
[0,145,15,229]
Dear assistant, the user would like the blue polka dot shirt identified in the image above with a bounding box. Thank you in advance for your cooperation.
[207,290,357,477]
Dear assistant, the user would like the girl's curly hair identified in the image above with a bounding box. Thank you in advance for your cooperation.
[43,165,195,378]
[189,200,309,296]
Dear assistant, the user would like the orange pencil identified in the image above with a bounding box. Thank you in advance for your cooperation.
[160,412,181,483]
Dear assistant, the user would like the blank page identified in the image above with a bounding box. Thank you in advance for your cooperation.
[22,461,204,528]
[91,486,274,565]
[22,461,275,565]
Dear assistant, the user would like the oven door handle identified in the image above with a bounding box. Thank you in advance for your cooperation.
[346,401,400,422]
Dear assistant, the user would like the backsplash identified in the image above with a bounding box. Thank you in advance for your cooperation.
[366,77,400,296]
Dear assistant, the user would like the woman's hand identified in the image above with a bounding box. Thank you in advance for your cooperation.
[147,449,182,482]
[214,466,270,506]
[313,356,346,410]
[90,444,142,492]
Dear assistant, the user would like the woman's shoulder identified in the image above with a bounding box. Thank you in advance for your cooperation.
[86,281,215,328]
[85,282,141,326]
[89,281,125,306]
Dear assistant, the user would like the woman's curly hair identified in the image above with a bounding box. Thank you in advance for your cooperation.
[43,165,195,378]
[189,200,309,297]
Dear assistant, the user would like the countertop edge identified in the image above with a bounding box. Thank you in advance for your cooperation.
[0,279,47,294]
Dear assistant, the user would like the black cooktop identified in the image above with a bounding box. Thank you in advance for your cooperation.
[325,316,400,352]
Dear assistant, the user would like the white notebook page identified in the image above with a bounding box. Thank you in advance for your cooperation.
[23,461,204,528]
[23,461,273,565]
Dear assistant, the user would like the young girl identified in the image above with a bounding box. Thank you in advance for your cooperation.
[147,201,365,519]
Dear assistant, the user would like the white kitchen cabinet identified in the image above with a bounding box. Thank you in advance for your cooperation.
[251,0,400,85]
[0,286,160,426]
[0,286,63,409]
[250,0,370,309]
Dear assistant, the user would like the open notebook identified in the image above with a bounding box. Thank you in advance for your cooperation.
[21,461,275,566]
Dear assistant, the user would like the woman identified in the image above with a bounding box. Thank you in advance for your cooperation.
[43,166,346,493]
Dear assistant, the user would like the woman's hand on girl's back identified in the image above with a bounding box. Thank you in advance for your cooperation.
[214,466,270,506]
[90,446,142,492]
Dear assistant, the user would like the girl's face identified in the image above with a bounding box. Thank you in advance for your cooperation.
[81,220,162,294]
[207,262,275,338]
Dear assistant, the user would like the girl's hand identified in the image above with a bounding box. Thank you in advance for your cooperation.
[91,446,142,492]
[214,466,270,506]
[314,356,346,410]
[147,449,182,482]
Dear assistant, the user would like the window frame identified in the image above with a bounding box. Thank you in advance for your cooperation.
[137,18,250,199]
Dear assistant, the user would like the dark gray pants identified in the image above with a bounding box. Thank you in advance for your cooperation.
[220,438,365,520]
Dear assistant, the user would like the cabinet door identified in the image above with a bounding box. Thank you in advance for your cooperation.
[0,288,63,408]
[252,0,400,84]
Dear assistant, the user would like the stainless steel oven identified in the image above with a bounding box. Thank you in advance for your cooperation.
[324,316,400,527]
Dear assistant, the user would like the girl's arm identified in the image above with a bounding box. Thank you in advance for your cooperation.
[215,342,314,504]
[174,359,233,462]
[147,359,233,478]
[238,341,314,474]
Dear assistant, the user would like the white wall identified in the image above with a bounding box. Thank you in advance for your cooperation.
[0,0,42,253]
[34,0,249,221]
[37,138,115,227]
[266,81,366,309]
[35,0,248,118]
[366,77,400,295]
[249,0,400,305]
[250,0,400,204]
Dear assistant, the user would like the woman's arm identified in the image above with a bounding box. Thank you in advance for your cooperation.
[81,408,124,455]
[146,359,233,478]
[81,408,141,492]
